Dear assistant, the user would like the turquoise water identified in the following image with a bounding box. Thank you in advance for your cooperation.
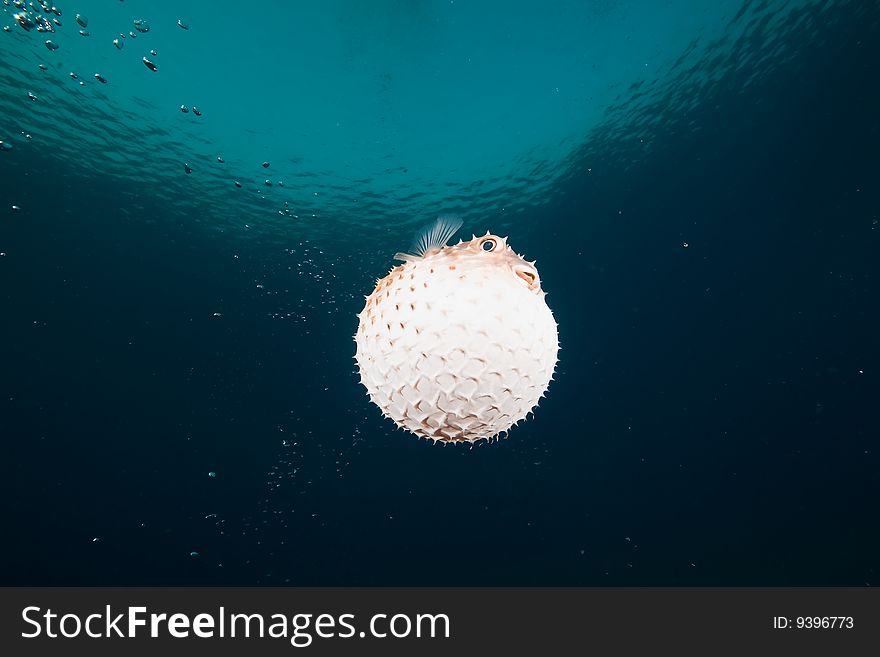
[2,0,836,242]
[2,0,878,585]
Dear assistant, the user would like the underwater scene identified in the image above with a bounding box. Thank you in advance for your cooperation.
[1,0,878,585]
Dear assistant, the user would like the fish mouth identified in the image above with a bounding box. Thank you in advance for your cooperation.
[514,266,538,289]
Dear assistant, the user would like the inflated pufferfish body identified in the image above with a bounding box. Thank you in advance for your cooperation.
[355,216,558,443]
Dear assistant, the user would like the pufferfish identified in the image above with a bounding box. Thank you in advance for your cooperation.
[354,215,559,443]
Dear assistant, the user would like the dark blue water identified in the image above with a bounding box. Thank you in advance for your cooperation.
[1,0,878,585]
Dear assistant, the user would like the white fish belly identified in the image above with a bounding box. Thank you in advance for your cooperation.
[355,261,558,442]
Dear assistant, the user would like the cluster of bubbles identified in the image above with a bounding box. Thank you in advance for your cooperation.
[1,1,191,96]
[2,3,307,221]
[10,0,60,35]
[1,2,176,100]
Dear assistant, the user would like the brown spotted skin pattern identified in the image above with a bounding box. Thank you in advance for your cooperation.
[355,234,559,443]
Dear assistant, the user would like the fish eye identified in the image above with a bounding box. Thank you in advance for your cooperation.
[480,238,496,252]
